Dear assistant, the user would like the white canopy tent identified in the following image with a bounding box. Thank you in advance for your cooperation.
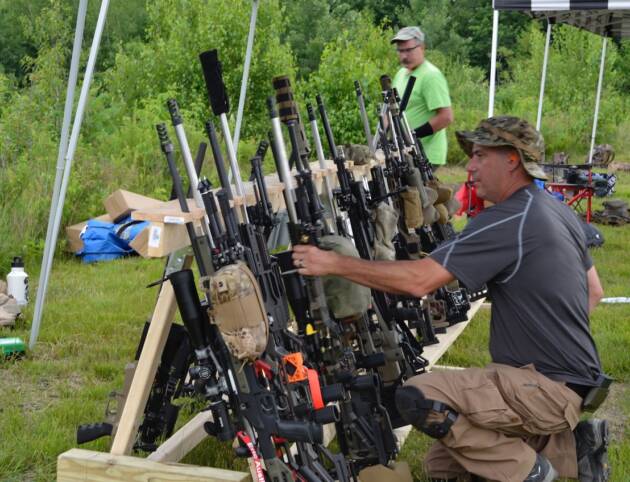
[488,0,630,162]
[29,0,261,349]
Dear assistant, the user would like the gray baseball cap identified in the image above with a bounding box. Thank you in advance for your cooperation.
[391,26,425,44]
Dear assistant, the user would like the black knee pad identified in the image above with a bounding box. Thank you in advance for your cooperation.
[395,385,458,439]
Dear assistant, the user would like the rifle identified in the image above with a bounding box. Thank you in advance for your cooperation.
[199,49,249,222]
[273,76,338,234]
[162,119,348,482]
[199,51,353,481]
[134,322,193,452]
[76,137,207,449]
[354,81,374,153]
[247,140,279,240]
[272,75,310,169]
[268,98,341,367]
[316,94,433,360]
[269,96,402,472]
[378,76,472,325]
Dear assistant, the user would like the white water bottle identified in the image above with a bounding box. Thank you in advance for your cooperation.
[7,256,29,306]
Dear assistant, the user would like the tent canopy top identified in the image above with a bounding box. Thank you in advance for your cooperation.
[493,1,630,41]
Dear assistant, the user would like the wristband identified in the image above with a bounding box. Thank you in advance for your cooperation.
[414,122,434,138]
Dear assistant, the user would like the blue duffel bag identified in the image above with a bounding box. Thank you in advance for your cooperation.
[77,216,148,263]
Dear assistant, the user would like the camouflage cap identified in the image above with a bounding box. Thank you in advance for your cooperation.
[456,116,548,180]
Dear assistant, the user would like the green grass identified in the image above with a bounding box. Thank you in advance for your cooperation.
[1,166,629,481]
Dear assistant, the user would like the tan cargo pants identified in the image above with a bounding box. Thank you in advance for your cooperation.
[404,363,583,482]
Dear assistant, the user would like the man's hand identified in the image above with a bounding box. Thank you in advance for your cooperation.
[292,245,339,276]
[587,266,604,313]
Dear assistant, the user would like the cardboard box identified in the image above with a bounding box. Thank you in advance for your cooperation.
[65,214,112,253]
[104,190,164,222]
[129,222,192,258]
[129,205,206,258]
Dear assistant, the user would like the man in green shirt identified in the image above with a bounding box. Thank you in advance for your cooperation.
[392,26,453,167]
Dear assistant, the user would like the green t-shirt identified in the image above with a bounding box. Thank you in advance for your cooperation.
[393,60,451,165]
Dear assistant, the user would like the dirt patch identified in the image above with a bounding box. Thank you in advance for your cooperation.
[591,382,628,443]
[0,368,85,414]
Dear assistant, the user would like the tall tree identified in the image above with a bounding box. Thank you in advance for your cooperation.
[398,0,530,76]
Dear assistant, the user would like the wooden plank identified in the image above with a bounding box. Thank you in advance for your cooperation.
[57,449,251,482]
[421,297,485,369]
[104,190,164,222]
[110,281,178,455]
[131,207,206,224]
[147,411,214,463]
[266,183,285,212]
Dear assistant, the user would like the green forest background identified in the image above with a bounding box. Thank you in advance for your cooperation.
[1,0,629,274]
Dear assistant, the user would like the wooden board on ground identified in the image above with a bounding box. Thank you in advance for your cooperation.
[57,449,251,482]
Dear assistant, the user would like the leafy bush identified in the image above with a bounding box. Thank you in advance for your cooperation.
[298,14,398,145]
[1,1,629,274]
[103,0,295,139]
[496,24,629,160]
[0,0,298,272]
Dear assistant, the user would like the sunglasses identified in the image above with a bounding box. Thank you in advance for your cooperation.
[396,44,421,54]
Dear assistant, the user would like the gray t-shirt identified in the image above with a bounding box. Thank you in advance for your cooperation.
[430,184,602,386]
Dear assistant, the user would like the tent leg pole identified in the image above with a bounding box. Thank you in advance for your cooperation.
[536,21,552,131]
[30,0,88,350]
[29,0,111,349]
[488,9,499,117]
[588,37,607,165]
[229,0,259,183]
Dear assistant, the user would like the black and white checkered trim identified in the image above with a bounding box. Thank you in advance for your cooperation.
[493,1,630,41]
[494,1,630,9]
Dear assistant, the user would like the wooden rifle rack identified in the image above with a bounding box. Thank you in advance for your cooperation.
[57,299,485,481]
[56,154,485,481]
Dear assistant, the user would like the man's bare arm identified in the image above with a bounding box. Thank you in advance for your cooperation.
[429,106,453,132]
[587,266,604,313]
[292,245,454,298]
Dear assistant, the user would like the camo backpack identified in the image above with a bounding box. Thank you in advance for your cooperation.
[590,144,615,167]
[591,199,630,226]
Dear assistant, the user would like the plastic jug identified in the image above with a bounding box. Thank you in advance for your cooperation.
[7,256,28,306]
